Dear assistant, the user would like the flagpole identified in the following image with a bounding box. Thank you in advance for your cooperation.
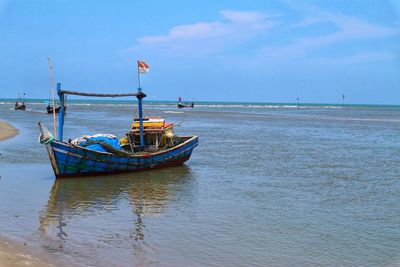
[137,60,141,89]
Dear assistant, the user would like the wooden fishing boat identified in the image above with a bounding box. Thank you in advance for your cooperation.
[177,102,194,108]
[46,104,62,113]
[14,93,26,110]
[38,63,198,178]
[15,101,26,110]
[177,97,194,108]
[39,119,198,178]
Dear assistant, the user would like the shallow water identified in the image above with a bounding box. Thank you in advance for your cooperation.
[0,101,400,266]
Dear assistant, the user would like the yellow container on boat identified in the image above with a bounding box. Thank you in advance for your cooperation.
[119,136,129,146]
[132,117,165,128]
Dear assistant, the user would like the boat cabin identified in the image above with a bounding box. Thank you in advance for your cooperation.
[120,116,176,153]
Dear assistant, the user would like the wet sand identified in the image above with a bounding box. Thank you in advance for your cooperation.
[0,122,54,266]
[0,121,19,141]
[0,239,54,267]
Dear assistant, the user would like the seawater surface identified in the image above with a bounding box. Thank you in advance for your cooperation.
[0,101,399,266]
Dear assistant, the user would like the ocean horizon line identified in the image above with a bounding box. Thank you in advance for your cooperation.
[1,98,399,108]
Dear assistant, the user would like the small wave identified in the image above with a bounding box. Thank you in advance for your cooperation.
[164,111,184,114]
[282,114,400,123]
[192,104,344,109]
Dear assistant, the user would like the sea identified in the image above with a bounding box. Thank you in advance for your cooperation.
[0,99,399,267]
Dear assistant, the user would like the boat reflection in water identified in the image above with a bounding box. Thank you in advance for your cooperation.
[39,165,195,266]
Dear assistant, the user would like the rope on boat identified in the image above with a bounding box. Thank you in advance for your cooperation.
[39,133,54,144]
[38,122,54,144]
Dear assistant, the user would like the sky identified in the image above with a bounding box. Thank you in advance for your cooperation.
[0,0,399,104]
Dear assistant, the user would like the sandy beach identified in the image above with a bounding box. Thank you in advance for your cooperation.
[0,239,55,267]
[0,121,19,141]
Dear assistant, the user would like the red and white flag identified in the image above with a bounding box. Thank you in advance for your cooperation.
[138,60,149,73]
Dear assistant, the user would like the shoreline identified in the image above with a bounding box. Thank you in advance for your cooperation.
[0,121,19,141]
[0,122,54,266]
[0,237,55,267]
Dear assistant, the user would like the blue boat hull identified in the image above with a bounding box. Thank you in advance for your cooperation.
[44,136,198,178]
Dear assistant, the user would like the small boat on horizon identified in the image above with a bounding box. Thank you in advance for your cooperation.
[14,93,26,110]
[38,61,198,178]
[177,97,194,108]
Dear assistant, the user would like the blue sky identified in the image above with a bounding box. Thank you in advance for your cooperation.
[0,0,399,104]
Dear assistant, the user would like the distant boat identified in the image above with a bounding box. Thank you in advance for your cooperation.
[45,93,67,114]
[15,101,26,110]
[178,102,194,108]
[14,93,26,110]
[177,97,194,108]
[46,104,63,114]
[38,62,198,178]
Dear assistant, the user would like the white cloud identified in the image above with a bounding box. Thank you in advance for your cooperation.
[220,10,280,29]
[313,51,397,65]
[138,22,228,44]
[323,12,397,39]
[258,11,399,61]
[221,10,265,23]
[129,10,280,58]
[125,6,398,66]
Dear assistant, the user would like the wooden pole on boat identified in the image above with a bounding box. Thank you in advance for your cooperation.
[137,60,146,150]
[48,57,57,137]
[137,91,145,150]
[57,83,65,141]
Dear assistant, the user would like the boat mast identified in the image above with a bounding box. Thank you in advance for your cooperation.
[48,57,57,137]
[137,60,147,151]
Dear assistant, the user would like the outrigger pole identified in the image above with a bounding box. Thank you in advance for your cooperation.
[54,60,148,152]
[55,85,140,142]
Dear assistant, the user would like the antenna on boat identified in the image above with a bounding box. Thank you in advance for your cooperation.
[48,57,57,137]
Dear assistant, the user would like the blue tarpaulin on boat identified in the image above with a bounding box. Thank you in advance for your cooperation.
[75,135,123,153]
[85,144,109,153]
